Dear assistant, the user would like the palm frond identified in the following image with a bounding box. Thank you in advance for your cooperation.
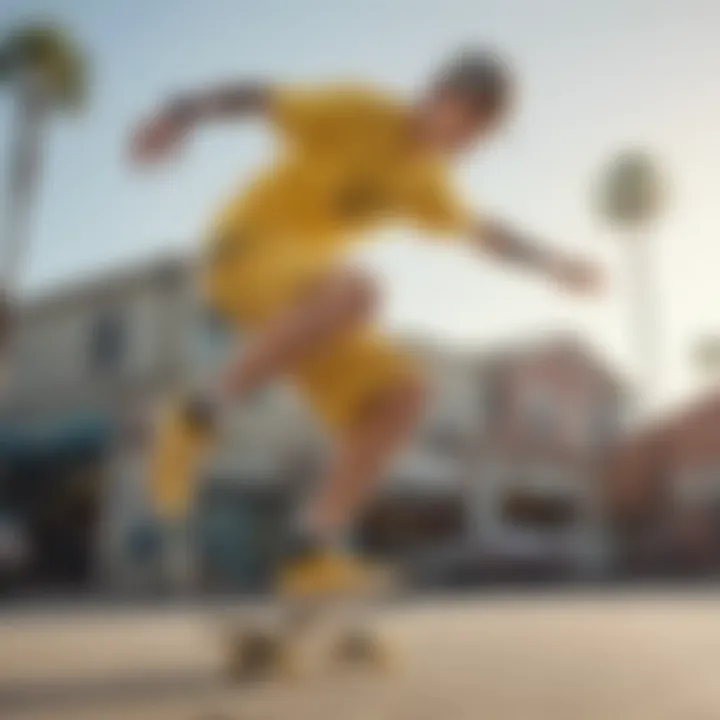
[0,36,22,80]
[0,22,89,110]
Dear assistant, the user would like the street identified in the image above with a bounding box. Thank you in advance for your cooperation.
[3,591,720,720]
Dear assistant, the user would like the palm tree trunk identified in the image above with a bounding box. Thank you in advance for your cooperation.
[0,71,48,370]
[1,70,49,296]
[629,231,657,422]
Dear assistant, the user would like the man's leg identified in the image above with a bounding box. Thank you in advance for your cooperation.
[303,377,426,543]
[222,270,375,398]
[150,269,379,519]
[278,327,428,595]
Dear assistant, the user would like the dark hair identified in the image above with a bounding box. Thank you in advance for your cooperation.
[433,48,513,122]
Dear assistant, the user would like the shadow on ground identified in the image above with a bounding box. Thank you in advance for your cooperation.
[0,670,222,714]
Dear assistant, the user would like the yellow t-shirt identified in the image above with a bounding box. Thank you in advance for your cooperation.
[213,84,473,251]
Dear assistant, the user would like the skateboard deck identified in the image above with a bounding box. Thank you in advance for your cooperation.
[217,590,396,682]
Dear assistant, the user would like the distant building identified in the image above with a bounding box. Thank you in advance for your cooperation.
[0,255,195,591]
[414,338,628,584]
[608,391,720,576]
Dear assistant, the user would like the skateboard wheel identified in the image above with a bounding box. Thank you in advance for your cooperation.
[334,630,393,669]
[225,629,294,681]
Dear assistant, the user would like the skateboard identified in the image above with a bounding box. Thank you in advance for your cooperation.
[218,589,396,682]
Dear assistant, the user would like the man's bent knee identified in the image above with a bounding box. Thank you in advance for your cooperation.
[360,373,428,432]
[320,270,378,328]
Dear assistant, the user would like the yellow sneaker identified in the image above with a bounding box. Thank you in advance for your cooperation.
[278,549,395,600]
[333,627,396,670]
[224,627,304,682]
[150,397,217,518]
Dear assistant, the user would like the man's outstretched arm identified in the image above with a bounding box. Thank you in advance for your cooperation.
[166,82,271,121]
[468,217,602,294]
[130,82,271,164]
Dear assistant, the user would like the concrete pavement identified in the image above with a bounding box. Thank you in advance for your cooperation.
[3,592,720,719]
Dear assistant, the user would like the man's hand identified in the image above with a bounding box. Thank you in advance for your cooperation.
[129,104,193,165]
[549,255,603,295]
[476,218,603,296]
[129,83,270,166]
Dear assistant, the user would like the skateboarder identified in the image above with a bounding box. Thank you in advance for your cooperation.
[130,46,602,599]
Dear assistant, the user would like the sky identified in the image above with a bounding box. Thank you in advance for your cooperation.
[2,0,720,410]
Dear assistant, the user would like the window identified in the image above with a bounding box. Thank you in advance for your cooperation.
[501,490,577,531]
[524,385,556,440]
[591,397,620,448]
[88,312,127,374]
[678,466,720,507]
[193,309,233,371]
[426,422,464,455]
[483,372,508,428]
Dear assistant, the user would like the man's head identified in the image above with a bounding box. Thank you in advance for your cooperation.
[416,48,514,155]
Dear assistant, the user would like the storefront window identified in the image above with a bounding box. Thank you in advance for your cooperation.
[501,489,577,531]
[89,312,127,375]
[196,483,288,592]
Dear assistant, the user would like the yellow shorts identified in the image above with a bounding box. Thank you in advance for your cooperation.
[201,227,416,432]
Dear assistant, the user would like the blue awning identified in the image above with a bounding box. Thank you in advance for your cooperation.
[0,412,113,460]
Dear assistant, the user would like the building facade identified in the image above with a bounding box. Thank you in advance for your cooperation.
[470,340,626,578]
[402,338,628,584]
[0,255,195,591]
[609,392,720,576]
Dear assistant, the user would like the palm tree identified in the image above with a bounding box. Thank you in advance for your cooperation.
[597,150,668,421]
[0,23,88,342]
